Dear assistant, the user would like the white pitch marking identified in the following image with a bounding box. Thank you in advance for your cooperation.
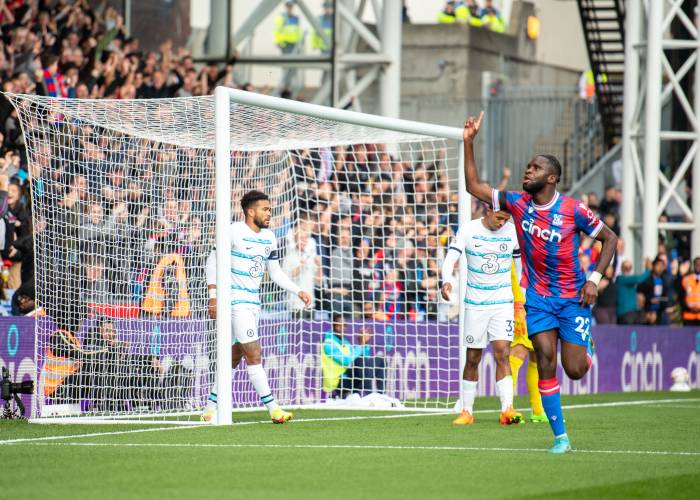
[1,397,697,444]
[0,424,205,445]
[11,441,700,457]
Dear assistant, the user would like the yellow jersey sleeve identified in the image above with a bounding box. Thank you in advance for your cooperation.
[511,261,525,304]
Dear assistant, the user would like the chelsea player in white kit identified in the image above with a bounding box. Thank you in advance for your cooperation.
[441,208,523,426]
[203,190,312,423]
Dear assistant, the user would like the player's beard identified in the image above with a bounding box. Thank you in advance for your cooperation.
[254,215,270,229]
[522,178,546,194]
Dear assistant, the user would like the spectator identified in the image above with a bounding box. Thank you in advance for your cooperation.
[594,265,616,324]
[480,0,506,32]
[40,53,68,98]
[282,220,320,314]
[321,313,385,398]
[616,259,651,324]
[273,1,302,91]
[599,186,621,217]
[680,256,700,326]
[638,257,673,326]
[437,1,459,24]
[311,1,333,54]
[82,316,129,411]
[328,227,355,317]
[460,0,488,27]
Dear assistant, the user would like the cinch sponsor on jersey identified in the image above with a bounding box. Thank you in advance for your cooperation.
[521,219,562,243]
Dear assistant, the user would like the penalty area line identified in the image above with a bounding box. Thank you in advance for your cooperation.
[11,441,700,457]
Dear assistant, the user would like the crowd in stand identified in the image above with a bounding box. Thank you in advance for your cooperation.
[437,0,506,32]
[0,0,697,328]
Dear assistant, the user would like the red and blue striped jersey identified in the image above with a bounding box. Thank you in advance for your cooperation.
[491,190,603,298]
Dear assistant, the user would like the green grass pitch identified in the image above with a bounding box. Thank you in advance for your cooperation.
[2,391,699,499]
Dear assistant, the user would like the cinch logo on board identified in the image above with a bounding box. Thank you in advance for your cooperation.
[620,331,663,391]
[521,219,562,243]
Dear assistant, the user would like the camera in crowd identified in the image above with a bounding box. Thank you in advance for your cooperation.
[1,366,34,419]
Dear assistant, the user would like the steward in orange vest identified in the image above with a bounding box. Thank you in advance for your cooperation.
[681,257,700,325]
[43,329,82,398]
[142,252,191,317]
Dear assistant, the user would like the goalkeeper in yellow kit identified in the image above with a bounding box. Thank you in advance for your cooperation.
[510,264,548,423]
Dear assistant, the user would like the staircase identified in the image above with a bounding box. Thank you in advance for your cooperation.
[576,0,626,148]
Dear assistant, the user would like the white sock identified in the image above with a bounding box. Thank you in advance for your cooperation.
[247,363,279,413]
[496,376,514,411]
[461,380,477,413]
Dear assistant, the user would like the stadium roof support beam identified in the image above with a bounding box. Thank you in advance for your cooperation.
[621,0,700,267]
[230,0,401,116]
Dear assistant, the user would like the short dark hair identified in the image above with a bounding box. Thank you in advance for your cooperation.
[241,190,269,213]
[540,154,562,181]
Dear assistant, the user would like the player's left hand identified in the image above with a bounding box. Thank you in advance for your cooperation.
[298,291,312,308]
[580,281,598,306]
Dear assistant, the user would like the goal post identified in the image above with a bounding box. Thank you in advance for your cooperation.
[6,87,470,424]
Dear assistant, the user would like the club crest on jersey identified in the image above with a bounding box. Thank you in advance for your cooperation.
[521,219,562,243]
[265,246,271,256]
[552,214,563,226]
[499,243,508,252]
[528,206,534,214]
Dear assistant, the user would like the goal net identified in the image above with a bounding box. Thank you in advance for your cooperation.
[6,89,467,423]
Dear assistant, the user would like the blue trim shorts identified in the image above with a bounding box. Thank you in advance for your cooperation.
[524,290,592,347]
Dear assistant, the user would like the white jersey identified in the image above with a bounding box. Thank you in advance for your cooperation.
[450,218,520,308]
[206,221,279,309]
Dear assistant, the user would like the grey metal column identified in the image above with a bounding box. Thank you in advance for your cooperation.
[620,0,641,268]
[379,0,401,118]
[694,21,700,258]
[231,0,402,115]
[641,0,662,261]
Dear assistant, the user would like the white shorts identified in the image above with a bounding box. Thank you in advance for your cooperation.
[463,304,514,349]
[232,306,260,344]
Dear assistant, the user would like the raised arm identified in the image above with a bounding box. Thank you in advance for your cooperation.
[463,112,493,204]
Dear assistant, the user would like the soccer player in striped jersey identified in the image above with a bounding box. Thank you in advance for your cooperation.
[440,209,524,426]
[202,190,312,423]
[461,112,618,453]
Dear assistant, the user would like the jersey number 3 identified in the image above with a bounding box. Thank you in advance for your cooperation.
[481,253,499,274]
[249,256,265,278]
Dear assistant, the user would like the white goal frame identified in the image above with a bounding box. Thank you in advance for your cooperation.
[213,87,470,425]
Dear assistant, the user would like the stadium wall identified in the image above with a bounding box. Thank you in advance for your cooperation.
[1,318,698,417]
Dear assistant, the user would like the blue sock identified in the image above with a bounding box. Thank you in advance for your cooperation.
[538,377,567,438]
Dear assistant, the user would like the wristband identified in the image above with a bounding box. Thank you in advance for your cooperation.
[208,287,217,299]
[588,271,602,287]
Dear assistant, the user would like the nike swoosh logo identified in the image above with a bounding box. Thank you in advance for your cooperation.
[474,244,483,248]
[245,246,253,250]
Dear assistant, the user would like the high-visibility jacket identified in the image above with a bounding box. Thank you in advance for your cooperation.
[142,253,191,317]
[43,330,81,397]
[456,4,485,27]
[681,274,700,321]
[274,13,302,47]
[437,9,458,24]
[584,69,596,99]
[481,8,506,32]
[321,333,369,393]
[311,13,333,51]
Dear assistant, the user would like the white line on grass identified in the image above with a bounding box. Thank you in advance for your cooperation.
[1,397,697,445]
[243,397,700,427]
[12,441,700,457]
[0,424,205,445]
